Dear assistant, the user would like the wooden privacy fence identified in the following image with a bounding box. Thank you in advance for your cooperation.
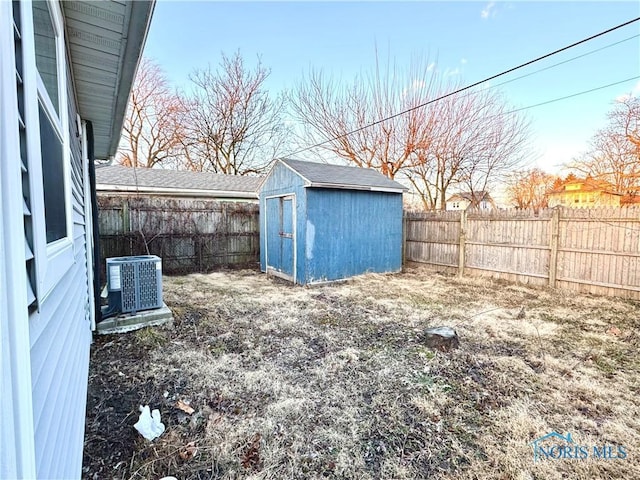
[404,207,640,299]
[98,196,259,275]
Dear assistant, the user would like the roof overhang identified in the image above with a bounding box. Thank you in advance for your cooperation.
[63,1,155,160]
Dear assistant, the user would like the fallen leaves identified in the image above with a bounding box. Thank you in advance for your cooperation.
[175,399,195,415]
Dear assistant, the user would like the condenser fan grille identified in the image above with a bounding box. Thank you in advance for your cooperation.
[106,255,163,314]
[138,260,160,309]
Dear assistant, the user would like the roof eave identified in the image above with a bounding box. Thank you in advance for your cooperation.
[65,1,155,161]
[307,182,405,193]
[107,1,155,158]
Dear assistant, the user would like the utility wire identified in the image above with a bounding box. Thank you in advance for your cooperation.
[448,75,640,126]
[399,34,640,119]
[499,76,640,116]
[478,34,640,94]
[285,17,640,158]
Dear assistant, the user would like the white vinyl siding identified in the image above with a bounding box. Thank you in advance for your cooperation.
[3,0,151,477]
[1,1,38,477]
[28,49,92,480]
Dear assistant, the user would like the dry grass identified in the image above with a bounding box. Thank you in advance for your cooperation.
[83,264,640,479]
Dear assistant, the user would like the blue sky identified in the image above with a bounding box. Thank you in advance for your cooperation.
[144,1,640,173]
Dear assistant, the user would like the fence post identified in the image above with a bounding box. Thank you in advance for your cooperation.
[548,208,560,287]
[458,210,466,277]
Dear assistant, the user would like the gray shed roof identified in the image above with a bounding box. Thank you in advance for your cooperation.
[279,158,407,193]
[96,165,263,198]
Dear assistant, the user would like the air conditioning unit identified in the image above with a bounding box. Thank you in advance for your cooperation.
[101,255,163,319]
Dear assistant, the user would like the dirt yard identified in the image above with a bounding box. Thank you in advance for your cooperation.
[83,265,640,480]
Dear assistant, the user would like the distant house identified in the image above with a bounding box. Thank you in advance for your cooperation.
[96,165,263,201]
[446,191,496,211]
[547,178,622,208]
[259,158,406,284]
[1,1,153,478]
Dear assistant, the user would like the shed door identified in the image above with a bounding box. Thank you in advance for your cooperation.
[266,195,295,281]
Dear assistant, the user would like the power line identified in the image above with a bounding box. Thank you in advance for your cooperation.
[480,34,640,93]
[285,17,640,158]
[401,34,640,120]
[396,75,640,133]
[501,76,640,116]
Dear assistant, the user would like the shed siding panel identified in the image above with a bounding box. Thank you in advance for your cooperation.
[28,60,91,480]
[305,189,403,283]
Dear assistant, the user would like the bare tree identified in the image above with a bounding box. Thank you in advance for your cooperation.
[291,52,530,204]
[505,168,557,211]
[455,92,531,205]
[404,89,467,210]
[290,54,440,179]
[406,89,531,210]
[184,51,287,175]
[569,96,640,193]
[117,58,186,168]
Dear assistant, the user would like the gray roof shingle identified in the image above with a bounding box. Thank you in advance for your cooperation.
[96,165,263,197]
[279,158,406,192]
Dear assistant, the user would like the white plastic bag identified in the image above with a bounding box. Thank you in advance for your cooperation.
[134,405,165,441]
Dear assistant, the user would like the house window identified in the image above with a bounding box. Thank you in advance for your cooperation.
[33,0,67,245]
[38,105,65,242]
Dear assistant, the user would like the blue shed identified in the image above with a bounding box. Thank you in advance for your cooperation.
[259,159,406,284]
